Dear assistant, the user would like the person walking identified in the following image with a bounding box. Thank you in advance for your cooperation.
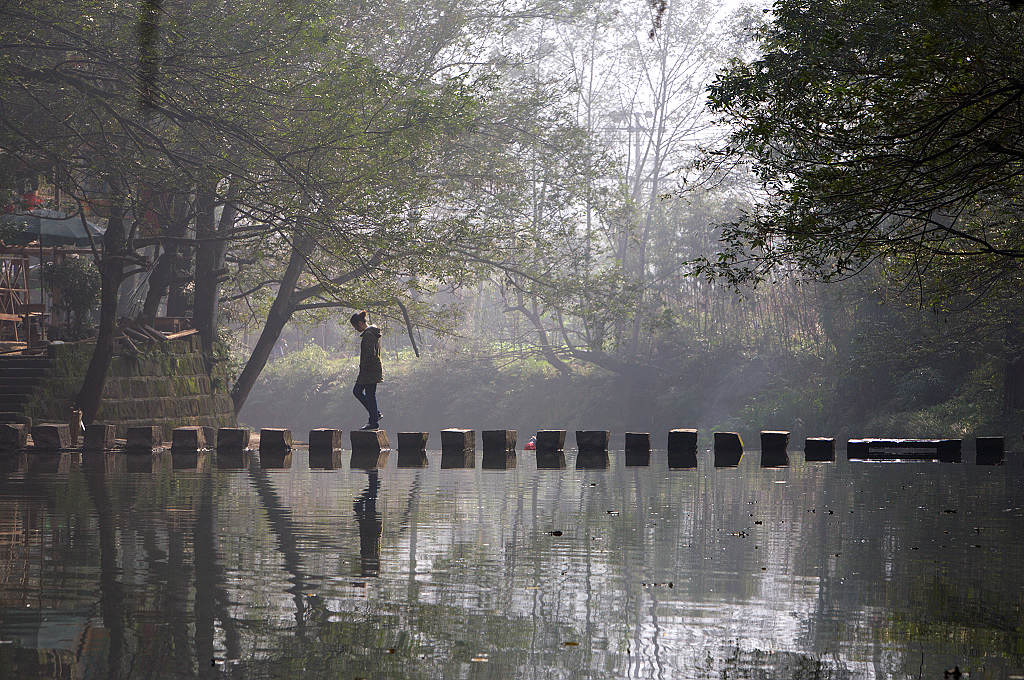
[350,310,383,430]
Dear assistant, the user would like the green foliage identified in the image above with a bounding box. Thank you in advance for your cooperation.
[702,0,1024,296]
[44,256,100,338]
[0,219,32,246]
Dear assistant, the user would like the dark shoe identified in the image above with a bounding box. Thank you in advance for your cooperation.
[360,423,378,430]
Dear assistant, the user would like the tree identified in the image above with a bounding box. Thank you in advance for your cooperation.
[702,0,1024,412]
[702,0,1024,286]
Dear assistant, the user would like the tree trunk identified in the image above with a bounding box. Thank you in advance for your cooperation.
[139,194,189,322]
[194,181,237,358]
[230,229,311,413]
[192,184,218,358]
[77,197,127,424]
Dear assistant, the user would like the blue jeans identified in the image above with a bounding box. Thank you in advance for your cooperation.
[353,383,379,424]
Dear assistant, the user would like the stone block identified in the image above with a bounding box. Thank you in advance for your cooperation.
[575,451,609,469]
[535,451,566,469]
[0,423,28,450]
[309,428,342,454]
[308,449,344,470]
[667,429,698,469]
[536,430,566,454]
[31,423,71,450]
[482,450,517,470]
[804,437,836,462]
[713,432,743,467]
[846,439,869,459]
[441,428,475,468]
[217,428,251,451]
[482,429,516,452]
[576,430,610,454]
[937,439,962,463]
[84,424,116,452]
[259,428,293,454]
[126,425,162,452]
[397,432,429,468]
[976,436,1004,465]
[481,430,516,469]
[351,429,390,454]
[760,431,790,467]
[624,432,650,466]
[171,426,206,451]
[201,426,217,448]
[441,428,475,453]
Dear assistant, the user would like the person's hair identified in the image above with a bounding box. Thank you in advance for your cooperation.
[349,310,367,329]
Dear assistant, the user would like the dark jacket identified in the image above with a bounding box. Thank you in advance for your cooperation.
[356,325,383,384]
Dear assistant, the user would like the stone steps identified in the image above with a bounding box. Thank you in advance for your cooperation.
[0,355,54,421]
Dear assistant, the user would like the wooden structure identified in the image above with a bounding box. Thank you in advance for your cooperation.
[0,253,33,346]
[0,245,95,349]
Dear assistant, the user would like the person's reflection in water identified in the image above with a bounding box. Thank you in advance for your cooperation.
[354,471,382,577]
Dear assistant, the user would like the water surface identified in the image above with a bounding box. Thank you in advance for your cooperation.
[0,449,1021,679]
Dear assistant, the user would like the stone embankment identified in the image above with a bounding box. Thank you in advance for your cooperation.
[6,332,235,438]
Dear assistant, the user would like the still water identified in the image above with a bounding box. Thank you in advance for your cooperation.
[0,448,1021,679]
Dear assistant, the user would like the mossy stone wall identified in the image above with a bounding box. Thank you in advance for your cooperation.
[23,334,236,438]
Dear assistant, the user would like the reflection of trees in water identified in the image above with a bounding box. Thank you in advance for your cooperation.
[2,457,1024,678]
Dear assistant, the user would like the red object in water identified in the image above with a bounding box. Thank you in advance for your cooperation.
[524,438,536,450]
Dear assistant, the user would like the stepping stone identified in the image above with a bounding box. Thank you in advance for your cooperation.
[667,429,698,469]
[976,436,1004,465]
[126,425,162,452]
[713,432,743,467]
[482,430,517,469]
[847,438,962,461]
[31,423,71,450]
[937,439,962,463]
[536,430,565,454]
[351,429,390,469]
[804,437,835,462]
[576,430,610,454]
[351,429,390,452]
[308,428,342,454]
[624,432,650,466]
[482,429,516,453]
[84,423,116,452]
[259,428,292,453]
[441,428,475,468]
[760,431,790,467]
[217,427,251,451]
[308,429,343,469]
[0,423,28,450]
[397,432,429,468]
[171,426,206,451]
